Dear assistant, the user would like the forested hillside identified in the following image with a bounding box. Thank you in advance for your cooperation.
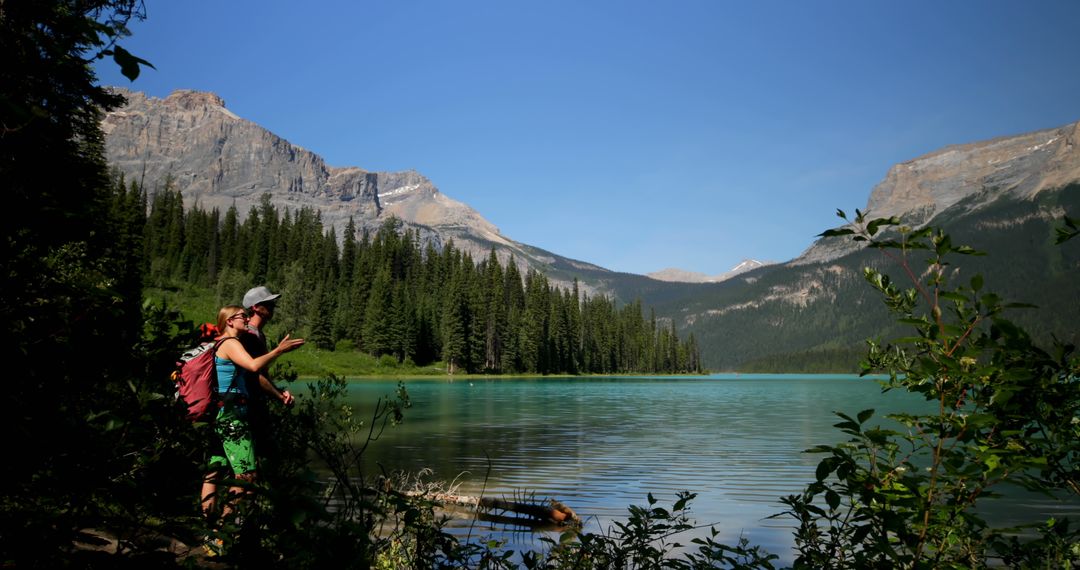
[140,187,703,375]
[663,186,1080,371]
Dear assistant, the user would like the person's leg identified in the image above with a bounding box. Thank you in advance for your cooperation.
[220,471,256,519]
[201,462,228,556]
[203,455,228,519]
[218,404,258,520]
[201,473,218,517]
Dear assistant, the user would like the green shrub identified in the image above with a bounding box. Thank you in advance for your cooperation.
[779,211,1080,567]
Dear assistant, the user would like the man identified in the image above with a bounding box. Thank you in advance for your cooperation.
[241,285,294,407]
[239,286,294,483]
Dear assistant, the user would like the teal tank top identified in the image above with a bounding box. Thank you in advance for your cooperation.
[215,356,248,396]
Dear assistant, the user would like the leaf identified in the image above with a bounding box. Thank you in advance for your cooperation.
[112,45,156,81]
[953,245,986,256]
[826,489,841,510]
[819,228,855,238]
[898,318,931,327]
[816,458,834,481]
[1054,215,1080,243]
[970,274,984,292]
[833,420,860,433]
[866,217,899,237]
[852,523,873,543]
[857,408,875,424]
[672,492,695,511]
[864,427,899,445]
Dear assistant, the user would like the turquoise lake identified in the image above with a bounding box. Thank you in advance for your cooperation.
[314,374,1079,564]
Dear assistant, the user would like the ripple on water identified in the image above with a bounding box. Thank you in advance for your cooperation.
[347,376,1076,564]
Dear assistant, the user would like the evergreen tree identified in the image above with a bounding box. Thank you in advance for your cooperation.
[482,249,507,372]
[136,184,707,374]
[520,270,549,373]
[219,204,240,270]
[441,273,469,374]
[362,265,395,356]
[2,1,161,562]
[307,284,335,350]
[390,284,418,363]
[502,257,526,373]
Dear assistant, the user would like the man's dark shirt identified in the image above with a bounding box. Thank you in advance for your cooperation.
[240,325,273,456]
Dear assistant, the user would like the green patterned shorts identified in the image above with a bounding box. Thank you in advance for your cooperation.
[209,401,257,475]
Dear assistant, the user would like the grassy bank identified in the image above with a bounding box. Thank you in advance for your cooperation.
[278,346,450,378]
[146,285,715,379]
[277,347,715,379]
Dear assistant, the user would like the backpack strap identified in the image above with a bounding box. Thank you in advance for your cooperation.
[213,336,240,357]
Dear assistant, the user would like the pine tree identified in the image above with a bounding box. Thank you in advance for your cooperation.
[441,273,469,374]
[362,265,394,356]
[481,250,506,372]
[502,258,526,373]
[307,284,335,350]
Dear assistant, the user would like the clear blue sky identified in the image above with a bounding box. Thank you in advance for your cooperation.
[95,0,1080,276]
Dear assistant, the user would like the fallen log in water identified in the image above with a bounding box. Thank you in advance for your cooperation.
[402,490,581,527]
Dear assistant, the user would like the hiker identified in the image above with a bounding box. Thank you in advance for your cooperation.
[201,304,304,523]
[240,286,294,407]
[239,286,294,471]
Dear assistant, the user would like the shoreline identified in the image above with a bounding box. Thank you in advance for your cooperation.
[290,371,879,381]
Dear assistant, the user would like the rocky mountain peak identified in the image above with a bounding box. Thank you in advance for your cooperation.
[793,119,1080,266]
[100,88,596,291]
[164,89,227,110]
[865,121,1080,224]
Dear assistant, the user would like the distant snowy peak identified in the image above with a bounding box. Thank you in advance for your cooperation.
[647,259,771,283]
[728,259,767,274]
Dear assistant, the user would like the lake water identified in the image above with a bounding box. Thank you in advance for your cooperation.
[321,374,1078,564]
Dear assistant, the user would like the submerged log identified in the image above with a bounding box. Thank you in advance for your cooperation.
[403,490,581,527]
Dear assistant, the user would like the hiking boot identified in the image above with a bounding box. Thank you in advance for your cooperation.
[203,537,224,557]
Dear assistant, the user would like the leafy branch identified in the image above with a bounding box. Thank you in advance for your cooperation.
[786,209,1080,567]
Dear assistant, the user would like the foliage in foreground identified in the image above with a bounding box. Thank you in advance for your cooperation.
[40,212,1080,567]
[779,210,1080,568]
[5,1,1078,566]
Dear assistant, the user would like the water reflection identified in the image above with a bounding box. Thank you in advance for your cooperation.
[310,375,1077,563]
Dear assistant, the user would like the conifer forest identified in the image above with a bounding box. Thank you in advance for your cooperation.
[139,187,703,376]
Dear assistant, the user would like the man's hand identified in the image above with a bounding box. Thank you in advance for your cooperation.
[280,389,294,406]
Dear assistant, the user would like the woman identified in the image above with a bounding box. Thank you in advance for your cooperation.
[201,305,304,526]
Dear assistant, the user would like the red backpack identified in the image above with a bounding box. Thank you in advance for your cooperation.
[172,335,228,422]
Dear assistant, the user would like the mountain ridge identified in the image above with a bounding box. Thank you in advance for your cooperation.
[102,88,1080,370]
[102,88,634,295]
[647,259,772,283]
[793,119,1080,266]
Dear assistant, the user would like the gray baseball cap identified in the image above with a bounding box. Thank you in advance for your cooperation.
[242,286,281,309]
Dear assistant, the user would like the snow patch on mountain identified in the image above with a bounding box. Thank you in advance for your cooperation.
[647,259,772,283]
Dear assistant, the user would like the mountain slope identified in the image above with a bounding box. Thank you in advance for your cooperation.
[101,88,668,298]
[796,120,1080,266]
[654,116,1080,370]
[103,90,1080,371]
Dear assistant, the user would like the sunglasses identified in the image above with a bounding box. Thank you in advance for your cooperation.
[228,312,249,322]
